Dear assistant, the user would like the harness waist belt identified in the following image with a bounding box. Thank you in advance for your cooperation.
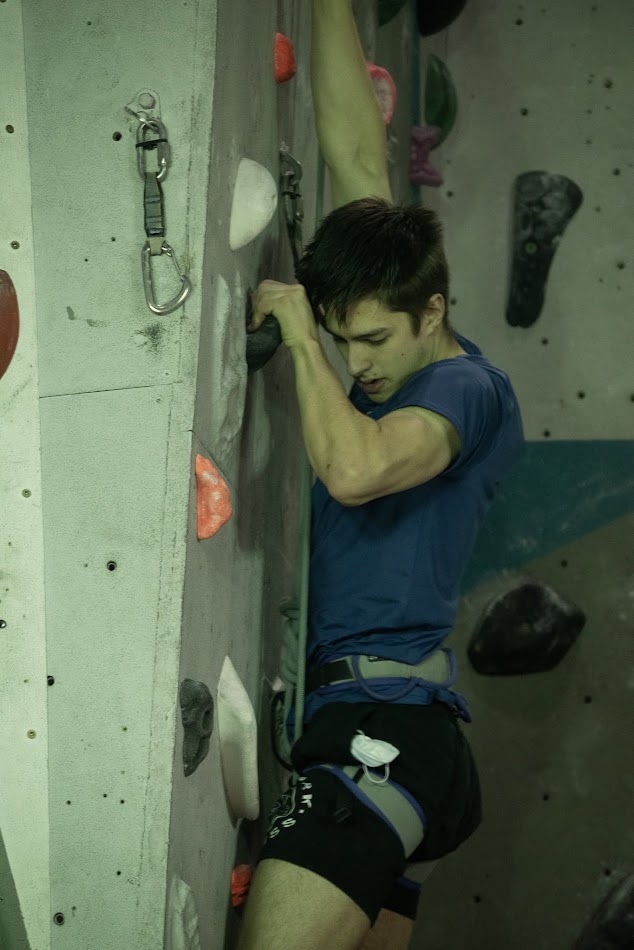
[305,648,452,694]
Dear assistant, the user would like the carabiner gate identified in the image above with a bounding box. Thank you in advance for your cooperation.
[141,240,192,316]
[279,148,304,271]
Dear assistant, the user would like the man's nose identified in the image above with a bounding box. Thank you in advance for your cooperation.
[346,352,372,378]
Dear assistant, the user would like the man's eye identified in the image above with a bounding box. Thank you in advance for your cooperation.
[332,338,386,346]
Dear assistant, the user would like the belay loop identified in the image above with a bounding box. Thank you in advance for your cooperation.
[135,117,192,315]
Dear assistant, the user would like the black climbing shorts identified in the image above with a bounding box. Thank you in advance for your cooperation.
[256,700,481,926]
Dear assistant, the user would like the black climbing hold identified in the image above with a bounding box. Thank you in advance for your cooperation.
[572,873,634,950]
[179,678,214,776]
[506,172,583,328]
[245,292,282,373]
[417,0,468,37]
[467,580,586,675]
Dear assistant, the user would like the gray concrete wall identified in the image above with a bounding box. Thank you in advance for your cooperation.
[2,0,220,947]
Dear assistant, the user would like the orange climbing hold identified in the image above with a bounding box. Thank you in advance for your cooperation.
[231,863,253,909]
[195,455,233,540]
[274,33,296,84]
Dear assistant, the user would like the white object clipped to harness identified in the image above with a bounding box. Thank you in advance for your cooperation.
[350,729,400,785]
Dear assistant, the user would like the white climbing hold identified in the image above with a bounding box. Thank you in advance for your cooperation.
[229,158,279,251]
[217,655,260,821]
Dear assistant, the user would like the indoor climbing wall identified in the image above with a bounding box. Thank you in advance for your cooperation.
[2,1,632,950]
[398,1,633,947]
[0,0,319,948]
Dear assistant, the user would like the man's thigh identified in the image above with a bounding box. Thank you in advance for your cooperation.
[254,769,407,928]
[358,908,414,950]
[237,858,370,950]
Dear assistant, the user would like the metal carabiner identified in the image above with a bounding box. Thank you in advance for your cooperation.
[279,147,304,270]
[136,118,170,182]
[141,240,192,315]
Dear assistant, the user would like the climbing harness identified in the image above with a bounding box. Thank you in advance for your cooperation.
[304,650,471,722]
[279,145,304,272]
[306,761,427,859]
[127,97,192,315]
[277,475,471,860]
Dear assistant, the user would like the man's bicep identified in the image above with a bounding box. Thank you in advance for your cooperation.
[336,406,461,506]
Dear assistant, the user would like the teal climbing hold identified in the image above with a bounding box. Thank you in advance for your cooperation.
[378,0,408,27]
[424,54,458,147]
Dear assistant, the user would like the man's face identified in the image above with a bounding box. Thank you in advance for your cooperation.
[322,296,436,403]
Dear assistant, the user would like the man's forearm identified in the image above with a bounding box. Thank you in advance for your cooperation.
[289,338,379,497]
[311,0,386,170]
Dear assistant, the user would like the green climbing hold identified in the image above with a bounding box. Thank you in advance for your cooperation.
[424,54,458,147]
[378,0,408,27]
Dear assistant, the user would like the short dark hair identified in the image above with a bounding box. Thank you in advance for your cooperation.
[295,197,453,337]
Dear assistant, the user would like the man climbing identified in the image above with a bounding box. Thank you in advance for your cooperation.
[239,1,525,949]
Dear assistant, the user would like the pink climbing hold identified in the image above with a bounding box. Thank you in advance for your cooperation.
[274,33,296,84]
[195,455,233,540]
[409,125,443,187]
[366,62,397,125]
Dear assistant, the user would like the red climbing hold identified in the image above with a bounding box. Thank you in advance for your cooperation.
[0,270,19,384]
[195,455,233,540]
[274,33,296,84]
[366,62,397,125]
[231,863,253,909]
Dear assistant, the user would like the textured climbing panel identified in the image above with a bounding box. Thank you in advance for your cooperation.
[468,580,586,675]
[506,171,583,328]
[0,269,19,383]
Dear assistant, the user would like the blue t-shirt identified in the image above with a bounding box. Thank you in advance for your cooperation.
[287,331,525,738]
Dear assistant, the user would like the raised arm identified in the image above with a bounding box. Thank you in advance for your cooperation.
[311,0,393,207]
